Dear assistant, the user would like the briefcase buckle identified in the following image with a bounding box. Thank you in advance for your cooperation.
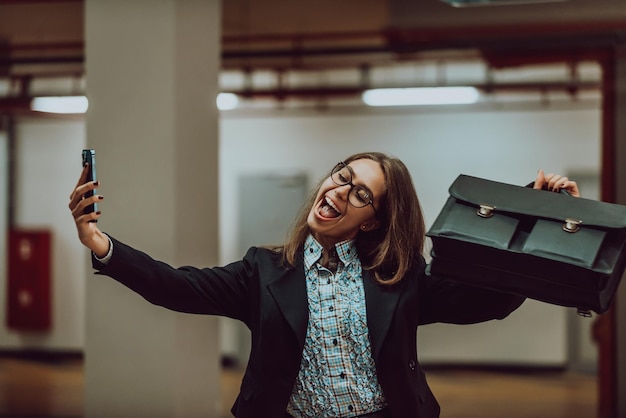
[477,204,495,218]
[563,218,582,233]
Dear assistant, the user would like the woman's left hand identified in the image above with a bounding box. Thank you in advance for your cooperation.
[533,169,580,197]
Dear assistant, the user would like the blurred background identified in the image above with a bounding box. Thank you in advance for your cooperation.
[0,0,625,417]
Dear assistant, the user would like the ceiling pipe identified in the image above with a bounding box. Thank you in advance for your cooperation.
[222,80,600,100]
[221,21,626,47]
[0,97,34,115]
[1,41,611,74]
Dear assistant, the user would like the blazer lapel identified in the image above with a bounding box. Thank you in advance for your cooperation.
[267,266,309,352]
[362,270,403,362]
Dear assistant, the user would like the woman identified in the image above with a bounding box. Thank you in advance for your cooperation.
[69,151,579,418]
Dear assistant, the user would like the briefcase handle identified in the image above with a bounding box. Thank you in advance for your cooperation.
[525,181,573,196]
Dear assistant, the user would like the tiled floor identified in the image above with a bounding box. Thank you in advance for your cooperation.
[0,356,597,418]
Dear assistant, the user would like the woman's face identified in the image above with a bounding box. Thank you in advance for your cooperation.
[307,158,385,249]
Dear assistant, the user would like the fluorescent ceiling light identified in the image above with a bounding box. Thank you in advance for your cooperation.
[217,92,239,110]
[31,96,88,114]
[362,87,480,107]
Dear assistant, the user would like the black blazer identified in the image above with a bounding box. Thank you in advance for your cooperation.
[94,236,525,418]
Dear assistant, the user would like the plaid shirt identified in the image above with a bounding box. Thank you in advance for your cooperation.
[286,235,387,417]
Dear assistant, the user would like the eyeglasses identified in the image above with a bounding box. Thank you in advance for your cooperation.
[330,162,378,216]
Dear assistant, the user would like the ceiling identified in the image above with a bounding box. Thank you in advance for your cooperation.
[0,0,624,72]
[0,0,624,110]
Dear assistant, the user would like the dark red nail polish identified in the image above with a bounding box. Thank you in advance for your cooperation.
[93,181,100,186]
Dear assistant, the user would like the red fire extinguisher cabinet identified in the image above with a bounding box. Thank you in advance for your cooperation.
[7,229,52,331]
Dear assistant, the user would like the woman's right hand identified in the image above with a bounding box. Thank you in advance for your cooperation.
[68,164,110,258]
[533,169,580,197]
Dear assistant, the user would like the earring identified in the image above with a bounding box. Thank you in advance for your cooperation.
[361,225,368,231]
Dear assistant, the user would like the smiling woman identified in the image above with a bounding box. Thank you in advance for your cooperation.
[306,158,385,253]
[279,152,425,287]
[68,150,579,418]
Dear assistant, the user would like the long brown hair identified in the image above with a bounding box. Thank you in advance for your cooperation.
[281,152,426,285]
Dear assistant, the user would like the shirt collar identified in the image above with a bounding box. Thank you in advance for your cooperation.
[304,234,358,270]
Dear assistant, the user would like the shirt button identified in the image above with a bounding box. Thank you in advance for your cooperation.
[309,248,313,253]
[348,405,354,411]
[327,279,331,284]
[332,338,338,346]
[340,372,346,379]
[408,360,416,371]
[329,306,334,312]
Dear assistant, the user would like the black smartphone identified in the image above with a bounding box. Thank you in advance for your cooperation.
[82,149,98,220]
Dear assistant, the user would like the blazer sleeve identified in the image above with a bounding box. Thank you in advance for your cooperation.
[416,257,526,326]
[92,235,258,323]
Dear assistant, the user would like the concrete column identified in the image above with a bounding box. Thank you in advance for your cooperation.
[616,46,626,418]
[84,1,221,416]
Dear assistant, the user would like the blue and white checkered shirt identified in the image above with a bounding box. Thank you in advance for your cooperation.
[286,235,387,417]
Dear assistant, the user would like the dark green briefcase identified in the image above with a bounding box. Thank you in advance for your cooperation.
[426,174,626,315]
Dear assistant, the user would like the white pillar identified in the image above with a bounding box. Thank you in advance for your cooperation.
[84,1,221,416]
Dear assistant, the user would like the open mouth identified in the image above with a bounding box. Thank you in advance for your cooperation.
[318,196,341,219]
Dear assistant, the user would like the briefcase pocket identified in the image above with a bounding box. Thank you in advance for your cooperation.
[437,202,519,250]
[523,219,606,269]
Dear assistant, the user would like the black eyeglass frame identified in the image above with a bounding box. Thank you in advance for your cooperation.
[330,162,378,217]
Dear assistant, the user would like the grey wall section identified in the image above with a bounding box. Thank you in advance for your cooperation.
[84,1,221,416]
[227,173,308,365]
